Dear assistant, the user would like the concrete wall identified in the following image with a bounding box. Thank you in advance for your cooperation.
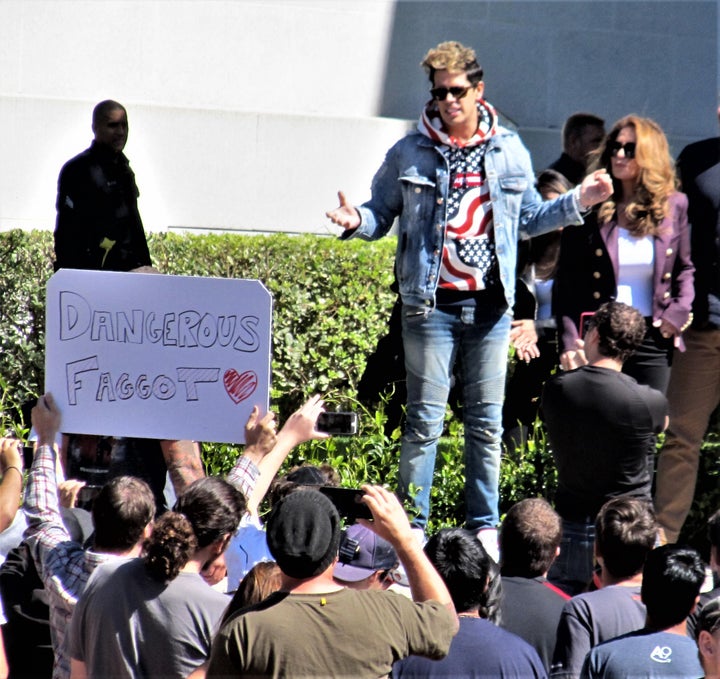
[0,0,717,234]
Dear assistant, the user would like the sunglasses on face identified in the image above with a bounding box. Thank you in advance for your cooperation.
[610,141,637,159]
[430,85,472,101]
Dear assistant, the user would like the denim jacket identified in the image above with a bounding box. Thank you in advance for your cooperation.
[347,127,585,309]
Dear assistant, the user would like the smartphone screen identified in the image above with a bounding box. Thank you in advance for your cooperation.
[318,486,372,522]
[316,412,359,435]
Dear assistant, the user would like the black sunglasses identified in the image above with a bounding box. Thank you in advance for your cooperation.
[430,85,472,101]
[609,141,637,159]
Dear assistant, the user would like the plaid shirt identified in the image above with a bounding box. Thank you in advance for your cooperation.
[23,446,259,679]
[23,445,114,679]
[227,454,260,500]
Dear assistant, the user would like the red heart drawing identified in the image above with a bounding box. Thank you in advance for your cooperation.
[223,369,258,404]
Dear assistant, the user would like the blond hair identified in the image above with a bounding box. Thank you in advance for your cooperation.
[421,41,483,85]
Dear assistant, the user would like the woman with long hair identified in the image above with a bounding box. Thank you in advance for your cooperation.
[68,477,245,679]
[554,115,694,393]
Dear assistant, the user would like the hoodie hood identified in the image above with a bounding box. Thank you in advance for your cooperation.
[418,98,498,148]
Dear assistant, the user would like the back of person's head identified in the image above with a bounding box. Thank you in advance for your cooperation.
[595,497,657,579]
[642,545,705,629]
[267,463,339,507]
[266,489,341,579]
[144,477,245,582]
[536,169,573,199]
[224,561,282,623]
[424,527,493,616]
[421,41,483,86]
[500,498,561,578]
[562,112,605,152]
[236,561,282,607]
[588,300,646,362]
[696,595,720,676]
[92,476,155,553]
[333,523,399,585]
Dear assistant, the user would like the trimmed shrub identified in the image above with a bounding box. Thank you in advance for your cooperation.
[0,229,717,547]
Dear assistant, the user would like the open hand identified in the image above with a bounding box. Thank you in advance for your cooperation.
[326,191,361,231]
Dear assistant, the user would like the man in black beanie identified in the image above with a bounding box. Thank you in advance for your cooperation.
[207,486,458,678]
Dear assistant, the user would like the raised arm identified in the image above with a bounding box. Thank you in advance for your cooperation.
[160,439,205,495]
[359,484,458,628]
[23,394,73,580]
[229,396,329,516]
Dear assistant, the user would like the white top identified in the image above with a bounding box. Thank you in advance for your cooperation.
[616,228,654,317]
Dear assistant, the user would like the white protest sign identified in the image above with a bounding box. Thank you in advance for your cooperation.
[45,270,272,443]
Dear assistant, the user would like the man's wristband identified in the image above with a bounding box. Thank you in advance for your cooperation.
[3,466,23,478]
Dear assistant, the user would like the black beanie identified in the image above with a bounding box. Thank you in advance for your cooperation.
[266,489,341,579]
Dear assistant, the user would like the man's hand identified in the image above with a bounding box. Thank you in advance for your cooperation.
[578,169,613,208]
[31,394,61,447]
[358,484,414,549]
[560,339,588,371]
[59,480,87,508]
[326,191,361,232]
[278,394,330,447]
[510,319,540,362]
[244,406,278,455]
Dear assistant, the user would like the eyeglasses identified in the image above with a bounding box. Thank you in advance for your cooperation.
[430,85,472,101]
[609,141,637,159]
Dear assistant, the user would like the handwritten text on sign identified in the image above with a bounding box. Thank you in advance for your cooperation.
[45,270,272,443]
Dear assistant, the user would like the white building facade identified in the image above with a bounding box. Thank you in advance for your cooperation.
[1,0,717,234]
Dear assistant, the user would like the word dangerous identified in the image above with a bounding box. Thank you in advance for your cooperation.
[59,292,260,352]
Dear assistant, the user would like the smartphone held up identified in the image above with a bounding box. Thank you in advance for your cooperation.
[316,411,359,436]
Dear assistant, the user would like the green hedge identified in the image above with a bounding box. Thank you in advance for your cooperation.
[0,230,717,544]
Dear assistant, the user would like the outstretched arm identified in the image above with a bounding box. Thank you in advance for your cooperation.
[577,170,613,208]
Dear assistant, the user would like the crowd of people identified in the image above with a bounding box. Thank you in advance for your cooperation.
[0,36,718,678]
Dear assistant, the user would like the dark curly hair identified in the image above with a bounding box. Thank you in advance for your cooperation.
[144,512,197,582]
[143,477,245,582]
[586,301,646,363]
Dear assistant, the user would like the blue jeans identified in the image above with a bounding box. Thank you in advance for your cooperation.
[399,300,511,531]
[547,519,596,596]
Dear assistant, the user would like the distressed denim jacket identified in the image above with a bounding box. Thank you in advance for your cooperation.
[347,127,585,310]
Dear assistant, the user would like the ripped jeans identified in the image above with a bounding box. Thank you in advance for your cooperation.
[399,300,511,531]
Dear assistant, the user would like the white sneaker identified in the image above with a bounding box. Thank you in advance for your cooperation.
[476,527,499,563]
[411,527,427,548]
